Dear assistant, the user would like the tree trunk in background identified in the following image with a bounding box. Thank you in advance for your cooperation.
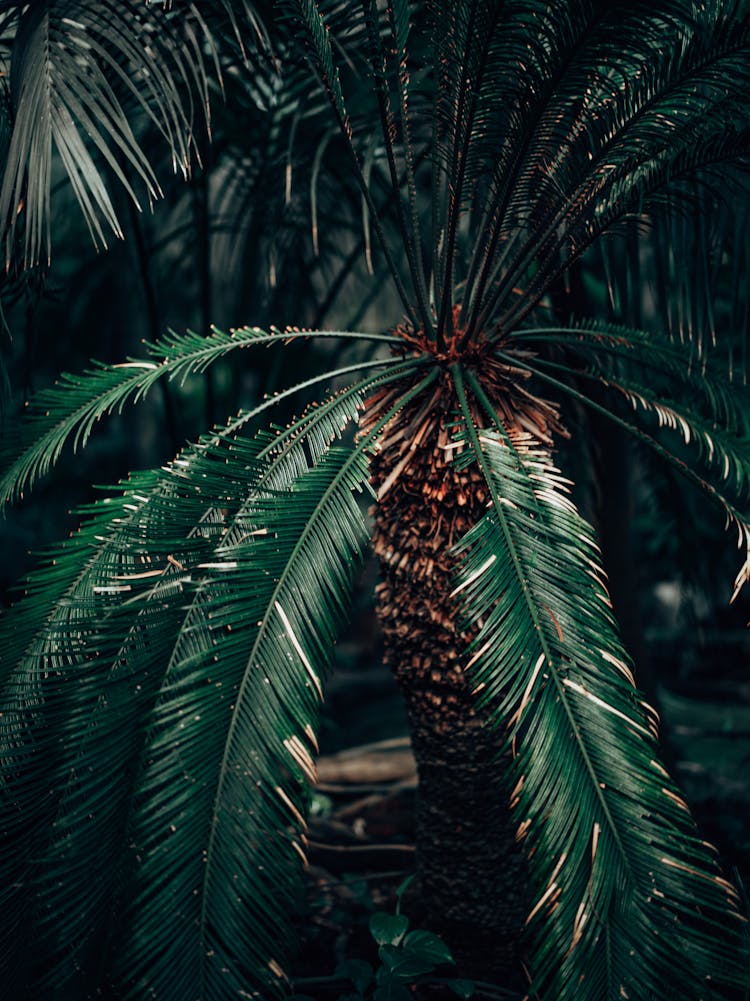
[369,412,530,990]
[588,410,652,697]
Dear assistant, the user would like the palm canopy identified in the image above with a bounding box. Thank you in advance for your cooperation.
[2,2,750,1000]
[296,0,750,336]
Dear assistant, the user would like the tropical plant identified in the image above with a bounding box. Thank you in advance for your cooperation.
[292,876,475,1001]
[2,2,750,1000]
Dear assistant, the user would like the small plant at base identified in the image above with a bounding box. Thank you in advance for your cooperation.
[290,878,475,1001]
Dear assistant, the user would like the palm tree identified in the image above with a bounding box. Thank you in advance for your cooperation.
[2,1,750,999]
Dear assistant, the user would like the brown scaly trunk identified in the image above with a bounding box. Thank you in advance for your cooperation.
[367,391,531,991]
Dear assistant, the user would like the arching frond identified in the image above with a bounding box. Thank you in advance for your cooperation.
[110,443,372,1001]
[512,319,748,413]
[450,371,749,1001]
[0,324,403,509]
[0,391,373,998]
[0,0,272,266]
[0,369,381,691]
[493,328,750,597]
[0,361,442,998]
[468,2,750,334]
[288,0,421,324]
[288,0,750,353]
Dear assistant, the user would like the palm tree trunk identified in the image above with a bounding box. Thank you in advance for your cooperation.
[370,412,530,989]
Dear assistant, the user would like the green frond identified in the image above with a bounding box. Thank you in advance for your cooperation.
[461,1,750,333]
[361,0,431,330]
[641,192,750,373]
[512,319,750,441]
[288,0,420,323]
[0,324,403,509]
[291,0,351,136]
[493,333,750,599]
[110,442,372,1001]
[432,0,497,336]
[0,364,381,690]
[450,371,749,1001]
[560,368,748,492]
[287,0,750,346]
[0,1,222,264]
[384,0,428,313]
[0,468,162,694]
[0,0,177,266]
[0,361,443,997]
[0,389,374,998]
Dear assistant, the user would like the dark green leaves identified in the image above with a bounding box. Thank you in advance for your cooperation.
[113,441,372,1001]
[449,381,749,1001]
[366,911,460,1000]
[0,396,373,999]
[369,912,410,946]
[0,1,270,265]
[391,930,453,968]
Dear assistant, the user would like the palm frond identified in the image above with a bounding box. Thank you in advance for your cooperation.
[289,0,420,323]
[0,388,373,997]
[641,192,750,378]
[0,0,272,266]
[0,360,442,997]
[0,367,381,691]
[0,324,403,508]
[558,376,748,497]
[430,0,507,338]
[449,368,749,1001]
[514,318,750,435]
[384,0,429,319]
[109,443,371,1001]
[493,332,750,598]
[360,0,431,331]
[288,0,750,354]
[461,1,750,336]
[459,0,624,333]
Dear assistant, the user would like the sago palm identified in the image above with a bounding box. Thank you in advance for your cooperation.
[2,1,750,999]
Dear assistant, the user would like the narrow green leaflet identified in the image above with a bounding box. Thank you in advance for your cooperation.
[0,377,378,998]
[292,0,350,132]
[450,373,749,1001]
[110,442,372,1001]
[0,324,398,509]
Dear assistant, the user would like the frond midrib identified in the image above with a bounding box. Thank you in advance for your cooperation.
[452,364,635,891]
[195,367,438,981]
